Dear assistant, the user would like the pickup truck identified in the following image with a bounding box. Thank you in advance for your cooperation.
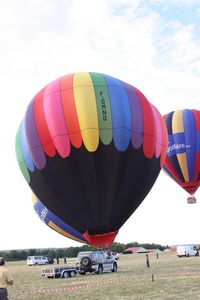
[41,265,77,278]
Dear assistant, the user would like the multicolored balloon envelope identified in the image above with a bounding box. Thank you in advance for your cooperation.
[16,72,167,248]
[162,109,200,197]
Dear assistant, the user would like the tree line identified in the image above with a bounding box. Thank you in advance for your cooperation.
[0,242,167,261]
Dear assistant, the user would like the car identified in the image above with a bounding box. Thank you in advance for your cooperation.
[27,256,49,266]
[76,250,118,275]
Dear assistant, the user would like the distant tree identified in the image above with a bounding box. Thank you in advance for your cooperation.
[17,250,28,260]
[110,242,125,253]
[65,245,94,258]
[28,249,36,256]
[125,242,139,248]
[8,250,18,261]
[2,241,167,261]
[0,251,8,260]
[46,249,56,258]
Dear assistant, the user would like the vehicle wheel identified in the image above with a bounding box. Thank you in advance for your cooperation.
[63,271,70,278]
[81,256,91,267]
[97,265,103,274]
[70,270,76,277]
[112,262,117,272]
[80,271,86,275]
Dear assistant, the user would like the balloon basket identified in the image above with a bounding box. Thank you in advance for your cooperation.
[187,196,197,204]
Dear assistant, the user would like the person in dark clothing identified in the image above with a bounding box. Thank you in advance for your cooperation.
[146,254,150,268]
[56,257,59,264]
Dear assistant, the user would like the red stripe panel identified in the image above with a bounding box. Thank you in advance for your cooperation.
[193,152,200,182]
[134,88,156,158]
[193,109,200,131]
[60,74,82,148]
[33,88,56,157]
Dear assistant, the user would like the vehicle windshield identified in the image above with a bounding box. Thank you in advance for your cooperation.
[77,252,92,259]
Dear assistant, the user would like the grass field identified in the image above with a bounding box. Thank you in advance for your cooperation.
[6,252,200,299]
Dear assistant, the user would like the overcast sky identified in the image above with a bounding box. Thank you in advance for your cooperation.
[0,0,200,251]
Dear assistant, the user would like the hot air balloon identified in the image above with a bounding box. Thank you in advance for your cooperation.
[162,109,200,203]
[15,72,167,248]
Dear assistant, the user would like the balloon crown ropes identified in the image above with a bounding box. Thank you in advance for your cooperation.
[163,109,200,198]
[16,72,167,248]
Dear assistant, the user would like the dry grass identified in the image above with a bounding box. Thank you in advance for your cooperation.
[6,252,200,299]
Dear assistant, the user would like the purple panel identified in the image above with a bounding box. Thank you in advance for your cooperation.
[122,82,143,149]
[24,99,46,169]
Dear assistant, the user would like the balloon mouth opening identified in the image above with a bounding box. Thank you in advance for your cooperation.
[83,230,118,248]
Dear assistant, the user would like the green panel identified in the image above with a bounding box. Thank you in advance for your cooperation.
[90,72,113,145]
[15,125,30,183]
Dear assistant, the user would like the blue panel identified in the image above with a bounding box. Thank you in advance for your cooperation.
[162,165,179,183]
[104,75,131,151]
[165,112,185,182]
[34,198,86,242]
[197,132,200,152]
[183,109,196,181]
[24,99,46,169]
[20,121,35,172]
[165,112,173,135]
[167,133,189,156]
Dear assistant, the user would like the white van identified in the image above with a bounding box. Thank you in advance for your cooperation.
[177,245,199,257]
[27,256,49,266]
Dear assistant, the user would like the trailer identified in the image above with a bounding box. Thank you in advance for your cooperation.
[41,265,77,278]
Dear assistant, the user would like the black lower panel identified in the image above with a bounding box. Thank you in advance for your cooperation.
[29,142,161,235]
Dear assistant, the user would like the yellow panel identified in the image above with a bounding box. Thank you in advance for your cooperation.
[172,110,184,133]
[172,110,189,181]
[177,154,189,181]
[73,73,99,151]
[48,221,84,243]
[32,194,37,205]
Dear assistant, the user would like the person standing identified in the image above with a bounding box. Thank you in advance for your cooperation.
[0,257,13,300]
[146,254,150,268]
